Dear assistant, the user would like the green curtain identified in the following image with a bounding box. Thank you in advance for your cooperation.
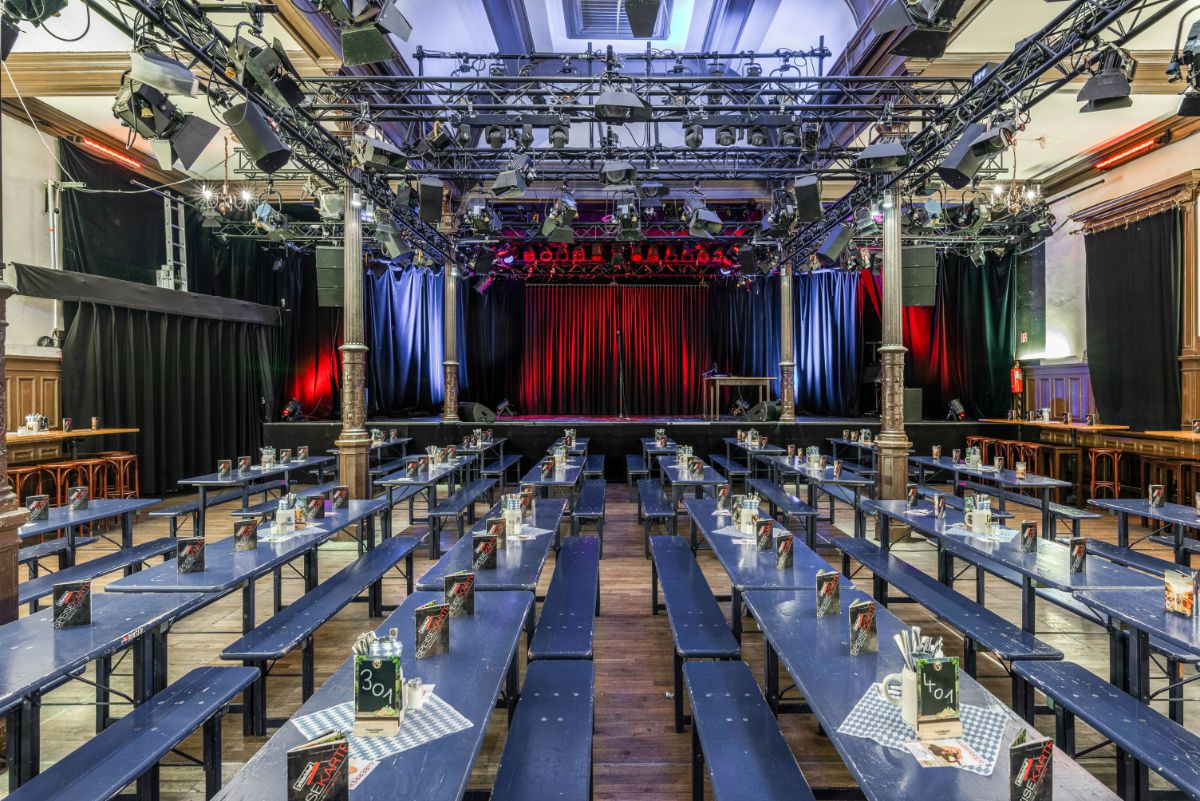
[943,251,1016,418]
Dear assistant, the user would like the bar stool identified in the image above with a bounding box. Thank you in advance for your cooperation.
[1041,444,1083,505]
[1088,447,1122,499]
[965,435,989,458]
[8,466,45,504]
[101,454,140,499]
[44,461,89,506]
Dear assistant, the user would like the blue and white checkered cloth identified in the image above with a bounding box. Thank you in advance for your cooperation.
[290,694,472,762]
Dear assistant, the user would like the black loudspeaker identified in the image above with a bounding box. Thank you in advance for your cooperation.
[459,402,496,423]
[794,175,822,222]
[738,249,758,273]
[817,225,853,265]
[936,122,987,190]
[624,0,662,37]
[2,19,19,62]
[417,176,445,224]
[316,245,344,307]
[904,388,924,423]
[747,401,780,422]
[223,101,291,174]
[902,246,937,306]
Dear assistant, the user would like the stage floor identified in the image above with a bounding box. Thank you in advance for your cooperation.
[370,414,894,424]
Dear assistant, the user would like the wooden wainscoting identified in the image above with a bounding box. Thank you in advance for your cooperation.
[1023,363,1096,421]
[6,355,62,464]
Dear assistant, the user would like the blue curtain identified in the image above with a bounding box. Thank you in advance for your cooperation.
[708,280,782,398]
[794,270,861,415]
[365,265,467,415]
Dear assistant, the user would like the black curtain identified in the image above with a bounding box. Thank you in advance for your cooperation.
[62,302,280,495]
[60,141,164,284]
[1085,209,1182,430]
[464,278,525,410]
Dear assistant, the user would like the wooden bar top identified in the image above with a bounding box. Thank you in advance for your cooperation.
[5,427,139,445]
[1140,429,1200,442]
[979,419,1129,432]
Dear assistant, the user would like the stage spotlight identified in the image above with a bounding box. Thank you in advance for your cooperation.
[353,134,406,172]
[112,80,219,173]
[496,399,513,416]
[484,125,506,149]
[472,249,495,275]
[760,187,797,237]
[411,124,453,155]
[200,207,222,229]
[599,160,638,190]
[816,224,852,265]
[2,19,16,62]
[685,196,723,239]
[1180,88,1200,116]
[855,138,910,174]
[466,199,502,236]
[128,49,198,97]
[732,398,751,416]
[937,120,1015,189]
[594,88,653,123]
[541,192,577,243]
[338,0,413,67]
[492,153,533,198]
[281,398,302,421]
[614,196,645,241]
[473,274,494,294]
[871,0,967,59]
[638,181,666,209]
[714,125,736,147]
[517,124,535,149]
[947,398,967,421]
[548,124,570,149]
[2,0,66,25]
[746,126,768,147]
[253,201,290,242]
[684,123,704,149]
[1078,46,1136,112]
[231,37,304,111]
[223,100,292,174]
[374,218,411,259]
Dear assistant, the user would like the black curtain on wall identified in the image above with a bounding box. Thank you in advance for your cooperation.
[1085,209,1182,430]
[463,278,525,411]
[62,302,280,495]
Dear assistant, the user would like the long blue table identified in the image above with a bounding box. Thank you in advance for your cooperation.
[743,587,1120,801]
[658,456,726,506]
[723,436,785,472]
[1088,497,1200,565]
[18,497,161,561]
[909,455,1069,537]
[377,456,474,525]
[211,590,532,801]
[179,453,334,537]
[640,437,677,478]
[519,462,582,498]
[0,590,214,790]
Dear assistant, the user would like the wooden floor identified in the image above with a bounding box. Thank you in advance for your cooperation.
[1,478,1193,799]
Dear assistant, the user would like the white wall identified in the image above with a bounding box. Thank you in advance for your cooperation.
[1042,134,1200,364]
[2,114,61,357]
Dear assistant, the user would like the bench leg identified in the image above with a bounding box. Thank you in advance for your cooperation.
[302,640,316,701]
[254,661,269,737]
[674,651,686,733]
[963,640,976,677]
[430,518,442,560]
[1054,706,1076,757]
[644,520,651,559]
[691,720,705,801]
[204,713,223,799]
[651,559,660,615]
[1167,658,1185,724]
[96,655,112,732]
[406,552,414,595]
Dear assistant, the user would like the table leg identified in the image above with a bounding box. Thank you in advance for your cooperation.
[506,641,520,723]
[242,579,256,634]
[806,515,816,550]
[64,524,77,568]
[730,589,743,644]
[1127,627,1150,801]
[1020,575,1036,633]
[879,510,890,550]
[764,640,780,716]
[1116,512,1129,549]
[197,486,208,538]
[1041,488,1052,541]
[1175,522,1189,567]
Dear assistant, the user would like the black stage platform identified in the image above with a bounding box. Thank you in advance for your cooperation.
[265,416,1010,482]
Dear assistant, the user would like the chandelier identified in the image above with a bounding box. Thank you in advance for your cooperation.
[199,137,255,215]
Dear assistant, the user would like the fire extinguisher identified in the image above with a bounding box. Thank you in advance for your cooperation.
[1010,361,1024,418]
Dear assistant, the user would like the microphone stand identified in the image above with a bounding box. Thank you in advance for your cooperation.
[616,329,627,420]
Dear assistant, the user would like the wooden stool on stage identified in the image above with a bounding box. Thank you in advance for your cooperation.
[1089,447,1122,500]
[8,465,45,504]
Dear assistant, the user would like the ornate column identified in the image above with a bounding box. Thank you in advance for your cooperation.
[335,185,370,497]
[442,261,460,422]
[0,279,23,626]
[779,264,796,422]
[876,185,912,502]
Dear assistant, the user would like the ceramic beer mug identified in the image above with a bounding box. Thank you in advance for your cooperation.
[879,668,918,729]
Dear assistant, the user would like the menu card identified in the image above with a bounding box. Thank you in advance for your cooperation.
[775,532,794,569]
[177,537,205,573]
[1165,568,1198,617]
[444,571,475,617]
[279,448,293,464]
[472,532,498,570]
[1020,522,1039,553]
[331,486,350,509]
[304,494,326,521]
[26,494,50,522]
[906,485,918,510]
[1067,537,1086,573]
[52,580,92,628]
[848,599,877,656]
[287,731,349,801]
[234,519,259,551]
[1009,731,1053,801]
[414,600,450,658]
[816,570,840,617]
[67,486,89,512]
[297,446,310,462]
[755,517,774,552]
[485,516,506,550]
[217,459,232,479]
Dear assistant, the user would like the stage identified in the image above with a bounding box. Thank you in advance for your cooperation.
[265,416,1009,481]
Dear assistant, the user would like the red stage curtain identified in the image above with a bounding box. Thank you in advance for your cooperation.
[521,285,710,415]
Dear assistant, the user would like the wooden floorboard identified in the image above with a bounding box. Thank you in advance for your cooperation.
[0,478,1191,799]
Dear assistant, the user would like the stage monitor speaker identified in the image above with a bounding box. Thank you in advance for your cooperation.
[794,175,822,222]
[624,0,663,37]
[417,176,445,224]
[936,122,988,189]
[904,388,924,422]
[816,224,853,265]
[223,101,291,174]
[316,245,345,307]
[747,400,780,422]
[459,402,496,423]
[902,246,937,306]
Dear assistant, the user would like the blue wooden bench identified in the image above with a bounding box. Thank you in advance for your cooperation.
[709,454,750,490]
[1148,532,1200,559]
[490,660,595,801]
[230,479,340,518]
[840,458,877,477]
[582,454,604,479]
[626,455,649,494]
[649,536,740,732]
[834,537,1061,711]
[684,660,815,801]
[637,479,676,559]
[221,534,425,735]
[482,453,523,493]
[18,536,98,574]
[748,477,818,530]
[6,665,257,801]
[1086,538,1178,577]
[1014,659,1200,801]
[570,479,606,557]
[528,537,601,661]
[427,477,497,558]
[148,479,290,536]
[960,479,1100,538]
[19,537,176,611]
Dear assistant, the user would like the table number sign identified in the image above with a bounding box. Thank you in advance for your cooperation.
[1020,522,1039,553]
[915,656,962,740]
[286,731,349,801]
[304,494,326,521]
[472,531,498,570]
[444,571,475,617]
[91,416,101,429]
[1060,412,1071,425]
[1195,491,1200,517]
[520,483,536,517]
[67,486,89,512]
[1015,461,1027,481]
[237,455,251,473]
[217,459,232,479]
[755,517,774,552]
[1165,568,1198,617]
[775,532,794,569]
[816,570,840,617]
[177,537,205,573]
[1006,409,1015,420]
[405,459,421,479]
[848,599,877,656]
[414,600,451,658]
[354,652,403,738]
[53,580,92,628]
[1009,731,1053,801]
[26,494,49,522]
[1068,537,1086,573]
[485,516,506,550]
[952,448,962,464]
[234,519,258,552]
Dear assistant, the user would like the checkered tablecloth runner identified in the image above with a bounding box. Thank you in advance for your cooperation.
[291,695,472,762]
[943,523,1018,543]
[837,683,1009,776]
[512,525,552,541]
[712,524,787,541]
[260,523,329,543]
